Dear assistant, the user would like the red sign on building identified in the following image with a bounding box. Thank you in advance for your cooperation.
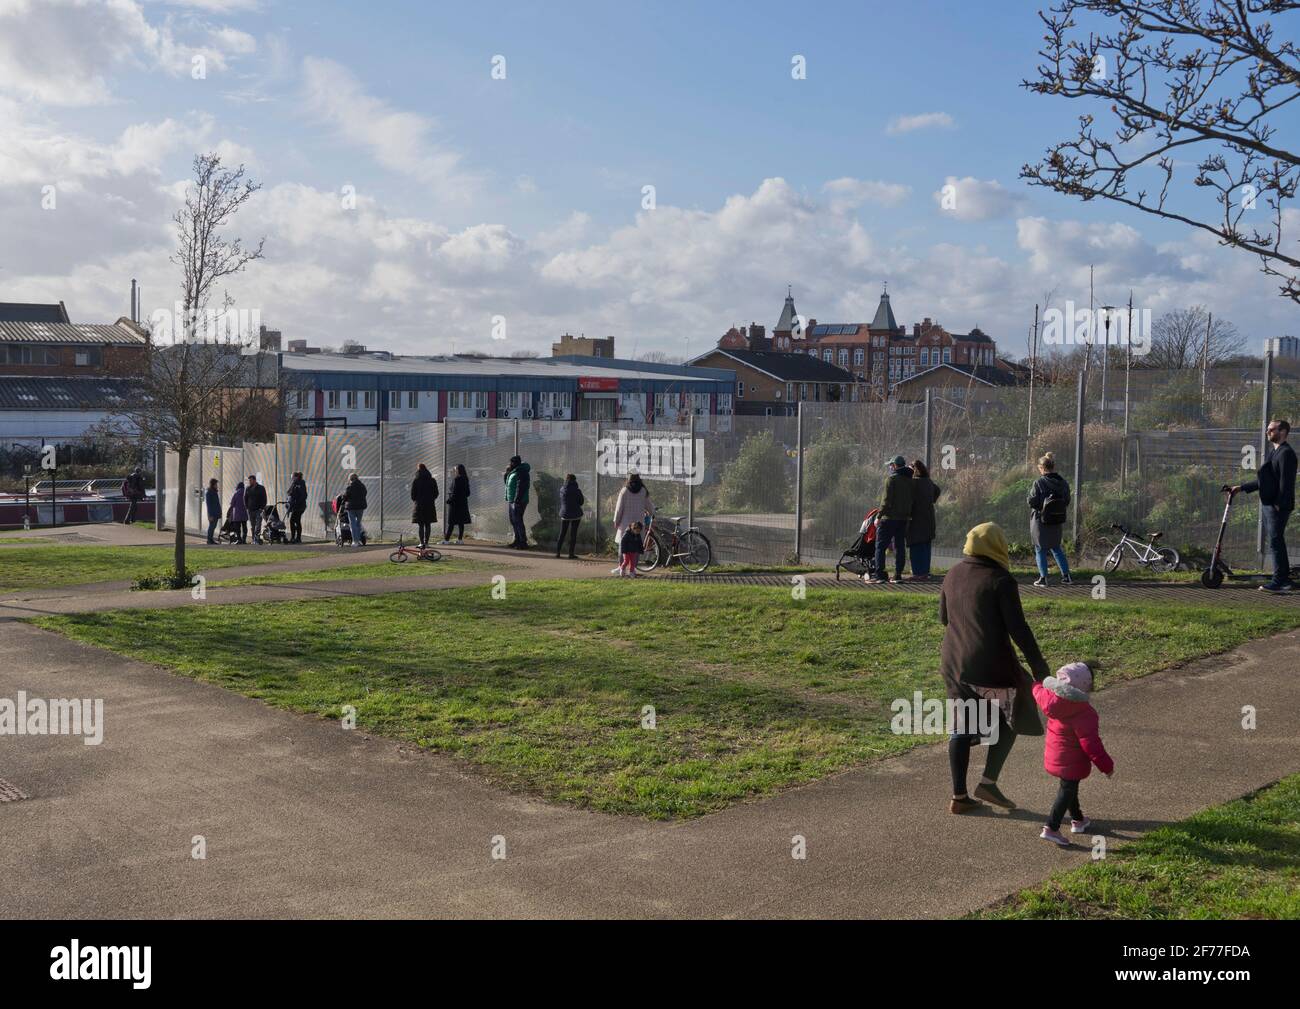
[578,376,619,391]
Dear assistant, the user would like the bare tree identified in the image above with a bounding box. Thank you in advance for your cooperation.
[509,349,541,358]
[113,153,265,577]
[635,350,686,364]
[1144,306,1242,369]
[1022,1,1300,302]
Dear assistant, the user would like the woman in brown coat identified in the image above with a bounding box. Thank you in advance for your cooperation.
[938,522,1049,814]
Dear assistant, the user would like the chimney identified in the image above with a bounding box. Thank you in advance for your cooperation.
[130,279,137,322]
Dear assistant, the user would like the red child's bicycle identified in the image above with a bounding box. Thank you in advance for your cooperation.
[388,534,443,563]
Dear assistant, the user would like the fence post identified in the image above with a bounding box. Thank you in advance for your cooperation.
[378,421,385,538]
[923,389,933,473]
[155,440,165,531]
[1258,350,1274,568]
[513,418,520,458]
[1072,370,1086,555]
[441,420,448,539]
[794,403,804,562]
[594,420,602,550]
[687,412,695,532]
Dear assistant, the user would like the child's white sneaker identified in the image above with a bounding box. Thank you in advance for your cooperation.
[1069,817,1091,834]
[1039,826,1071,847]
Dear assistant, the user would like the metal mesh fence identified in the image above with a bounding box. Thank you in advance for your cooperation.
[156,361,1291,571]
[276,433,328,539]
[444,419,516,544]
[378,422,444,541]
[800,402,925,565]
[519,418,601,552]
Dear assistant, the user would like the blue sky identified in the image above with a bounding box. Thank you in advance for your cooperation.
[1,0,1296,358]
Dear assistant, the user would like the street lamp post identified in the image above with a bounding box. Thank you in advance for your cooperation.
[1100,305,1116,424]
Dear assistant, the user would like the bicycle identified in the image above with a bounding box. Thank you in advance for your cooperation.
[636,514,712,573]
[389,534,442,563]
[1101,523,1179,573]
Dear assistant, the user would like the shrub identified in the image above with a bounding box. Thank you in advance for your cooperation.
[719,430,792,513]
[133,567,198,591]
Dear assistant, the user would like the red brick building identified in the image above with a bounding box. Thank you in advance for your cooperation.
[714,288,1003,400]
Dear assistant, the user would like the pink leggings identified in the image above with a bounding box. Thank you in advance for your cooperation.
[620,552,639,573]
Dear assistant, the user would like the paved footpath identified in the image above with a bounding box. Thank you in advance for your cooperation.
[1,535,1298,917]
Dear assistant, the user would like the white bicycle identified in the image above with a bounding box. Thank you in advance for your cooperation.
[1102,523,1180,573]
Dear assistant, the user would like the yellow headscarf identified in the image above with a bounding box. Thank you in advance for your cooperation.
[963,521,1010,570]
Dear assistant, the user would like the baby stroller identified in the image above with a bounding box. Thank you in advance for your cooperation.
[835,508,881,580]
[262,502,289,545]
[217,508,243,545]
[332,494,367,547]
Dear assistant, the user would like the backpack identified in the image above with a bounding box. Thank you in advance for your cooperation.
[1040,491,1068,526]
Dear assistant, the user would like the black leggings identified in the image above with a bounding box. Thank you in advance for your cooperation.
[556,518,580,556]
[417,522,433,546]
[445,522,464,541]
[289,509,303,542]
[1047,777,1084,830]
[949,724,1016,796]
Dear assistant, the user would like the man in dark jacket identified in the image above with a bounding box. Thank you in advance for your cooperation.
[871,455,914,583]
[286,472,307,543]
[244,475,269,544]
[343,473,368,547]
[939,522,1049,814]
[122,466,146,524]
[1231,418,1298,592]
[556,474,585,559]
[204,478,222,544]
[504,456,531,548]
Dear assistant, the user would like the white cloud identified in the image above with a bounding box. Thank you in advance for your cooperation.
[300,56,477,198]
[934,176,1025,222]
[0,0,255,106]
[822,177,911,211]
[887,112,955,135]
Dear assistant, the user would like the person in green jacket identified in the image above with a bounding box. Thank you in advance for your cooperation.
[871,455,915,583]
[504,456,532,548]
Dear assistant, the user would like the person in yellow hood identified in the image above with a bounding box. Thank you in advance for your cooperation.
[938,521,1049,814]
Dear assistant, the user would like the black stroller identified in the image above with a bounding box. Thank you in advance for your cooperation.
[332,494,367,547]
[262,502,289,545]
[835,508,882,581]
[217,508,243,545]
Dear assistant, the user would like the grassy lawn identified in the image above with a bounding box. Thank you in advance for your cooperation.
[210,555,486,587]
[978,775,1300,919]
[0,545,300,593]
[37,582,1300,818]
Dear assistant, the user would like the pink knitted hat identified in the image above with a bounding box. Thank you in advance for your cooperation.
[1055,662,1093,694]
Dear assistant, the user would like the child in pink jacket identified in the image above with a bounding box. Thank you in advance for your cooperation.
[1032,662,1114,846]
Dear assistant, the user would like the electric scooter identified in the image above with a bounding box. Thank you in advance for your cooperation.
[1202,487,1240,588]
[1201,486,1300,588]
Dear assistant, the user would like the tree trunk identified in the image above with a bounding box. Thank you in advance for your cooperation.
[174,446,188,574]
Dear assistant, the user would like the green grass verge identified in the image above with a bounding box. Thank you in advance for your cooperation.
[977,774,1300,919]
[210,555,485,587]
[35,583,1300,818]
[0,545,301,593]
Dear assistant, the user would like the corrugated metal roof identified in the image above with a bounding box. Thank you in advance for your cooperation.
[281,352,723,384]
[0,320,146,345]
[0,376,140,410]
